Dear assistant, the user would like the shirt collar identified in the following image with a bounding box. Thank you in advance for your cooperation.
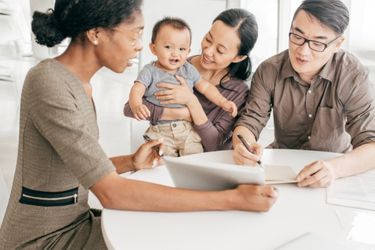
[317,53,336,82]
[280,50,338,83]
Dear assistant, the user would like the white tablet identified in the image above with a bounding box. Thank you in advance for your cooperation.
[164,155,265,191]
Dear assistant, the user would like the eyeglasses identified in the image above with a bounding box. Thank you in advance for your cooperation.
[289,32,341,52]
[112,28,143,47]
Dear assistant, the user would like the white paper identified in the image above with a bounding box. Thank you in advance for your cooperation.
[265,164,297,184]
[327,170,375,211]
[172,151,299,185]
[275,232,373,250]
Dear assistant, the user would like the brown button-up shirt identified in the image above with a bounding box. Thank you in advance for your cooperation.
[0,59,115,249]
[236,50,375,153]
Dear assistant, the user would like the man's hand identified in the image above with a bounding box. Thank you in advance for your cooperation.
[296,160,336,188]
[232,141,263,166]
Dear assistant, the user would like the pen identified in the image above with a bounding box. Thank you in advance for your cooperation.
[143,135,163,156]
[236,134,263,167]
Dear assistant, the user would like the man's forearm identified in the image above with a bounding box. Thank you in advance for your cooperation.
[329,142,375,178]
[232,126,257,147]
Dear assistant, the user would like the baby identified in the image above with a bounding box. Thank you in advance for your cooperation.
[128,17,237,156]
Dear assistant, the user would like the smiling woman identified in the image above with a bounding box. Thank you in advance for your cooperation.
[0,0,146,249]
[0,3,279,249]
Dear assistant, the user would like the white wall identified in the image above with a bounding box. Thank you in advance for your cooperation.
[139,0,226,68]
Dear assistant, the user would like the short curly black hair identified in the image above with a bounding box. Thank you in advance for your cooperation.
[32,0,143,47]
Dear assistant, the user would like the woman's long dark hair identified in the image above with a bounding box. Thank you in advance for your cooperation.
[32,0,143,47]
[214,8,258,81]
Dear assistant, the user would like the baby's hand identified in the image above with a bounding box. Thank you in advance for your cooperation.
[222,100,238,117]
[132,104,151,120]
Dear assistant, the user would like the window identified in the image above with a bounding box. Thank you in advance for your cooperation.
[240,0,374,85]
[240,0,302,69]
[346,0,375,85]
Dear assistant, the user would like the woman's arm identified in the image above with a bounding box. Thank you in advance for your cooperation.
[91,171,278,212]
[193,88,248,151]
[110,139,163,174]
[124,96,192,123]
[155,75,209,125]
[155,76,248,151]
[92,135,277,212]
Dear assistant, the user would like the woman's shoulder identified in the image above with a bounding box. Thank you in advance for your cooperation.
[23,59,78,100]
[26,59,65,86]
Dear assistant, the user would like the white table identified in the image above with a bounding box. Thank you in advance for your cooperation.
[101,149,375,250]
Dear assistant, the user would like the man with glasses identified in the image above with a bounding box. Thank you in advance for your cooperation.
[232,0,375,188]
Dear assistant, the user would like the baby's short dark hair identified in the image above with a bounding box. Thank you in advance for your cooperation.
[151,17,192,45]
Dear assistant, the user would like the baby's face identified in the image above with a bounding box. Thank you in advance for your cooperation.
[150,25,191,72]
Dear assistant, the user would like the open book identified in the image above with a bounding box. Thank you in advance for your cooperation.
[164,151,297,190]
[264,164,298,184]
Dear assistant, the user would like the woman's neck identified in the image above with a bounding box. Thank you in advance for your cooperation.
[55,42,101,86]
[191,55,229,86]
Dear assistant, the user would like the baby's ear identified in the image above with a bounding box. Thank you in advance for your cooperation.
[149,43,157,55]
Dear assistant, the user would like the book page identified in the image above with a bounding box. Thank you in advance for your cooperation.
[265,164,298,184]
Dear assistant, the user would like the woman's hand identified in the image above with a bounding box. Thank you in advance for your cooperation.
[155,75,197,106]
[232,142,263,166]
[132,139,163,171]
[232,185,278,212]
[296,160,336,188]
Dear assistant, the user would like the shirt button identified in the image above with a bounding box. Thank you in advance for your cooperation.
[308,114,313,118]
[308,136,311,140]
[308,89,312,94]
[172,123,177,128]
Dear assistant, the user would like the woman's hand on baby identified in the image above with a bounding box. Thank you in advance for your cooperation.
[132,104,151,120]
[155,75,196,106]
[221,100,238,117]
